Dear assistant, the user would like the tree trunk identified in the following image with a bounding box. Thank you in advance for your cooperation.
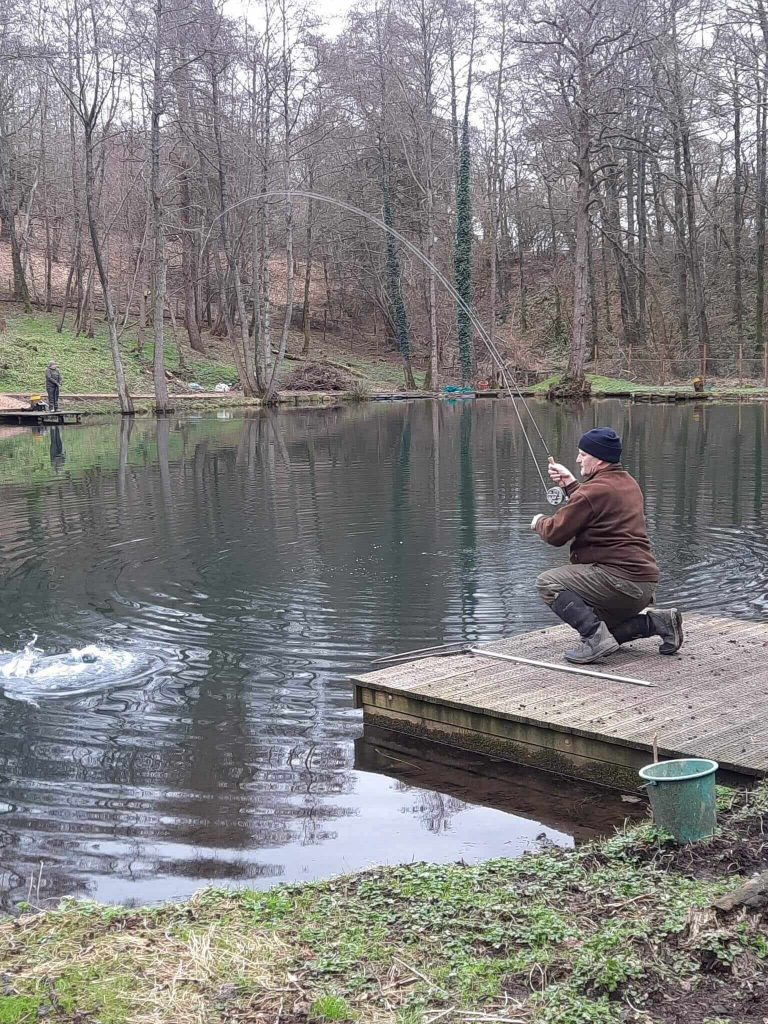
[425,180,439,389]
[84,122,133,414]
[567,57,591,382]
[569,158,590,377]
[374,4,415,390]
[733,61,744,355]
[137,251,148,355]
[681,123,710,371]
[265,5,296,405]
[599,209,613,335]
[545,177,563,341]
[513,149,527,332]
[210,62,258,396]
[171,40,205,354]
[587,225,598,361]
[0,120,30,310]
[151,0,170,415]
[301,193,313,356]
[424,144,439,390]
[756,71,767,365]
[672,130,689,346]
[636,137,648,348]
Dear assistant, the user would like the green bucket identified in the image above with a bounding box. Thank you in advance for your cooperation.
[638,758,718,843]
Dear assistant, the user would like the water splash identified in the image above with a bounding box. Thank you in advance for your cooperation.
[0,636,155,706]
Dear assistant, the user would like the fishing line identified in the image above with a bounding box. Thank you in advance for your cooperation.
[204,190,565,505]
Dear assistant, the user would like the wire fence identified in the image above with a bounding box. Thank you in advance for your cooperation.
[591,347,768,386]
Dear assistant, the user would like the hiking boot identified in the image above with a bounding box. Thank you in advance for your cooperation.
[563,621,620,664]
[550,590,620,664]
[647,608,684,655]
[611,614,652,646]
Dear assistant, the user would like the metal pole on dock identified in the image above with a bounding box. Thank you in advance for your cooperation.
[373,644,656,688]
[467,648,655,688]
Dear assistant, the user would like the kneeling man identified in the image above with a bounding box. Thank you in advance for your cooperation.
[531,427,683,664]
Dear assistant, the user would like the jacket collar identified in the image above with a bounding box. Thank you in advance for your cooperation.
[584,463,623,481]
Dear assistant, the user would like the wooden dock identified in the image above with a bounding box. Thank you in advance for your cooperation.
[0,410,82,425]
[352,615,768,790]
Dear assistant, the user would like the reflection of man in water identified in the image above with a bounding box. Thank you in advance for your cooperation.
[49,426,65,472]
[45,362,61,411]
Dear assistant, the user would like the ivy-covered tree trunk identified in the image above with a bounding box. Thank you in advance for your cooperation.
[381,174,416,390]
[455,117,473,385]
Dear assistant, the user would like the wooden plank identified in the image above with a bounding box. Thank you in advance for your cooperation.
[353,614,768,785]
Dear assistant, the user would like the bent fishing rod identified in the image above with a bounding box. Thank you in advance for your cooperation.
[203,189,566,507]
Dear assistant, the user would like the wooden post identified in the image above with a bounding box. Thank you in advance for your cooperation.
[700,342,707,383]
[738,342,743,386]
[764,339,768,387]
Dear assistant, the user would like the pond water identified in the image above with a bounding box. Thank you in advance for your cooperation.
[0,399,766,908]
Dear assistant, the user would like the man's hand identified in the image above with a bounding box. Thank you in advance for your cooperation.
[547,458,576,487]
[530,513,545,530]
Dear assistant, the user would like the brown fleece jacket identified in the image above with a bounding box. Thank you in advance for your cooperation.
[534,464,659,582]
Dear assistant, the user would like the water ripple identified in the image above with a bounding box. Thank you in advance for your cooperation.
[0,401,765,906]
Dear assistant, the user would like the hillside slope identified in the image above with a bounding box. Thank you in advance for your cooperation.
[0,307,426,398]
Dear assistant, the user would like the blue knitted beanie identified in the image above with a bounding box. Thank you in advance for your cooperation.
[578,427,622,463]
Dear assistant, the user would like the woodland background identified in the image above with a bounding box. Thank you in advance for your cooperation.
[1,0,768,409]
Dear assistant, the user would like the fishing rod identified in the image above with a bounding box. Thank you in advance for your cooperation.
[203,190,566,507]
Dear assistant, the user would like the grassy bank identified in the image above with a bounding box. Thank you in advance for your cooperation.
[1,787,766,1024]
[0,311,240,394]
[2,311,767,407]
[0,309,426,401]
[532,374,768,399]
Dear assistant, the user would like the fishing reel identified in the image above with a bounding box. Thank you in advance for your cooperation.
[546,486,566,506]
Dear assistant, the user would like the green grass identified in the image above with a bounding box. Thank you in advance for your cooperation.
[0,311,241,395]
[309,994,358,1021]
[0,309,421,400]
[1,785,766,1024]
[532,373,768,397]
[0,996,41,1024]
[3,311,767,404]
[532,374,681,395]
[0,313,144,393]
[333,352,428,391]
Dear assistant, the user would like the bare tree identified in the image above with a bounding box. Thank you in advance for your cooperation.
[49,0,134,413]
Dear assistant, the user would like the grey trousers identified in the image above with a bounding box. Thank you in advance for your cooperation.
[536,564,657,629]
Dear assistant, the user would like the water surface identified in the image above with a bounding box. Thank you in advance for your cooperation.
[0,400,766,907]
